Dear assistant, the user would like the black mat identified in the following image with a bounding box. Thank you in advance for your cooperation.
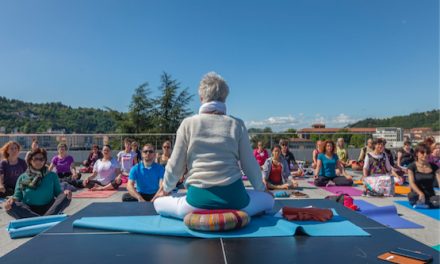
[1,200,438,264]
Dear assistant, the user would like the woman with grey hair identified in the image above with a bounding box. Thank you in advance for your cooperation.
[153,72,274,219]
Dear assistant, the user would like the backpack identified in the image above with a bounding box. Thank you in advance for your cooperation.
[325,194,359,211]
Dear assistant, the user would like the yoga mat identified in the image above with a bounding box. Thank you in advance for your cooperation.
[7,214,67,239]
[8,214,67,229]
[354,180,363,185]
[308,181,363,196]
[433,244,440,251]
[8,222,61,239]
[354,200,422,229]
[395,201,440,221]
[73,210,370,238]
[73,190,117,198]
[395,186,411,195]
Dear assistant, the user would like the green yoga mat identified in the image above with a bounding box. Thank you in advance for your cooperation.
[73,210,370,238]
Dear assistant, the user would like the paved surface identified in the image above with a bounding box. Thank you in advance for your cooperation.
[1,169,439,257]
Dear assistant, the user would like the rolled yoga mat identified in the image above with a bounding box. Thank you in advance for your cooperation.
[7,214,67,239]
[354,200,422,229]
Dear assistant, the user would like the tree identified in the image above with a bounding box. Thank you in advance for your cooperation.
[153,72,193,133]
[350,134,367,148]
[128,83,154,133]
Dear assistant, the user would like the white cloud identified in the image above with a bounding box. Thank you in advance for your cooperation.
[246,113,361,131]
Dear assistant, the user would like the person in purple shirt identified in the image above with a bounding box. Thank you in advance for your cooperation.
[0,141,28,198]
[48,143,81,190]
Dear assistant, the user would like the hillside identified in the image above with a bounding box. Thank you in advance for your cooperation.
[348,109,440,131]
[0,97,118,133]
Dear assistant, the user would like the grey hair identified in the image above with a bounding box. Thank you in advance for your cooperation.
[198,72,229,103]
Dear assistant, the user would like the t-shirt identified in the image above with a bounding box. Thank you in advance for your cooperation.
[129,162,164,194]
[336,147,348,163]
[363,152,392,173]
[0,159,28,188]
[51,155,74,174]
[93,158,120,185]
[407,162,438,197]
[318,153,338,178]
[268,162,282,185]
[117,151,137,174]
[253,149,269,166]
[13,171,62,206]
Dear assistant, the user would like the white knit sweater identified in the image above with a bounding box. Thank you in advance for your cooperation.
[162,114,266,193]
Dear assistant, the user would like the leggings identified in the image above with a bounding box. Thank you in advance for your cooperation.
[154,190,274,219]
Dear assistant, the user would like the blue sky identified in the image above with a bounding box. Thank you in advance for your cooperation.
[0,0,438,131]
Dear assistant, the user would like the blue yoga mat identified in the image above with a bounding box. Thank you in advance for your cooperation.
[395,201,440,221]
[73,210,370,238]
[354,200,422,229]
[7,214,67,239]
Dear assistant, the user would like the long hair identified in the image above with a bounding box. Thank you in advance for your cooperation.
[319,140,336,154]
[0,141,21,159]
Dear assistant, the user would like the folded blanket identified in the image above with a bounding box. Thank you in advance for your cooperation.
[282,207,333,222]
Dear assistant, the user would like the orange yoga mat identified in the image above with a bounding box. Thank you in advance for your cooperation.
[394,186,411,195]
[354,180,363,185]
[72,190,117,198]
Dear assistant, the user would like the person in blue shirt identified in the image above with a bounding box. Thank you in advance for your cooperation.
[313,140,353,186]
[122,144,164,202]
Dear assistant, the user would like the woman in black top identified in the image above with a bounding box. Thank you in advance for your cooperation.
[407,143,440,208]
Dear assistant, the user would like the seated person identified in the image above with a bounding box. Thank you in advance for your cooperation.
[117,138,138,183]
[81,144,103,173]
[253,141,269,169]
[362,138,402,197]
[407,143,439,208]
[279,139,304,177]
[352,138,374,170]
[311,140,322,169]
[314,140,353,186]
[3,148,72,219]
[262,145,298,190]
[25,138,39,162]
[152,72,274,219]
[48,143,81,189]
[336,138,351,167]
[428,143,440,167]
[382,139,395,168]
[0,141,27,198]
[81,145,122,191]
[156,140,173,167]
[122,144,164,202]
[397,141,415,171]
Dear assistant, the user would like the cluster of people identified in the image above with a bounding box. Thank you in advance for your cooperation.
[0,136,174,219]
[2,71,438,224]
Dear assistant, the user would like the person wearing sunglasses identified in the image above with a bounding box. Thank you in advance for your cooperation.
[0,141,28,198]
[152,72,273,219]
[407,143,440,208]
[156,140,172,167]
[123,144,164,202]
[3,148,71,219]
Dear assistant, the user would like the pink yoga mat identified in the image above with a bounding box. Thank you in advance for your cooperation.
[72,190,117,198]
[307,181,363,196]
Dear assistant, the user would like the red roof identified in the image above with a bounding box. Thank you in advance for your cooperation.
[298,127,376,133]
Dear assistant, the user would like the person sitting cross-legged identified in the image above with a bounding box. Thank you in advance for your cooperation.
[3,148,72,219]
[262,145,298,190]
[122,144,164,202]
[81,145,122,191]
[314,140,353,186]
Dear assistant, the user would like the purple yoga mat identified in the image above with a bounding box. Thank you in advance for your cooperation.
[354,200,423,229]
[307,181,363,196]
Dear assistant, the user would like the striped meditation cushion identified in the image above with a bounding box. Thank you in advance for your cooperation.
[184,210,250,232]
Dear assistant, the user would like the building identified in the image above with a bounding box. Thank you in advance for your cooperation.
[297,124,376,139]
[288,138,315,149]
[410,127,433,143]
[373,127,404,148]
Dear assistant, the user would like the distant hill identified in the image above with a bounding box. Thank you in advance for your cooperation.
[0,96,118,133]
[347,109,440,131]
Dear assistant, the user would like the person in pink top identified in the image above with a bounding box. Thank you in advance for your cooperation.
[253,141,269,169]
